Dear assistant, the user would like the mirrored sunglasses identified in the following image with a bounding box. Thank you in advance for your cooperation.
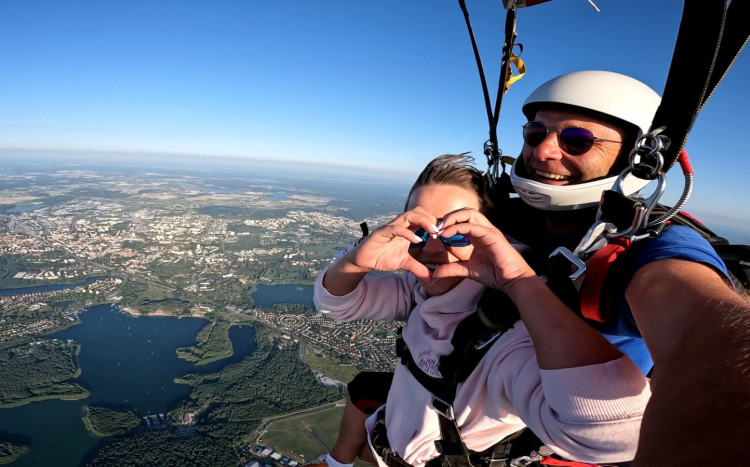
[522,121,621,156]
[410,227,471,249]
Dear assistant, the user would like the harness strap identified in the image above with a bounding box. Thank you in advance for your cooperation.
[397,338,474,466]
[371,411,415,467]
[651,0,725,172]
[457,0,519,194]
[698,0,750,115]
[434,415,474,467]
[652,0,749,172]
[579,238,632,323]
[393,289,522,467]
[396,329,458,403]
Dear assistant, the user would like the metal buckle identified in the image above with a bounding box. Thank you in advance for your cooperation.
[432,395,455,420]
[573,221,616,259]
[474,329,504,350]
[549,247,587,281]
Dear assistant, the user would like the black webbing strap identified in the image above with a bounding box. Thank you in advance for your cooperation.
[371,411,416,467]
[458,0,510,147]
[395,328,458,403]
[699,0,750,114]
[393,290,521,467]
[653,0,749,172]
[438,289,520,383]
[457,0,517,194]
[434,415,474,467]
[371,409,528,467]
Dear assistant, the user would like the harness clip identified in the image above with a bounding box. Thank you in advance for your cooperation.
[607,169,666,239]
[432,395,456,421]
[474,329,504,351]
[549,247,587,281]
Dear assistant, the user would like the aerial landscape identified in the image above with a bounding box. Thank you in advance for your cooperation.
[2,2,749,466]
[0,151,410,466]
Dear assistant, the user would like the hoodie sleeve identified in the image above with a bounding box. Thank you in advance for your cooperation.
[313,266,417,322]
[483,324,651,464]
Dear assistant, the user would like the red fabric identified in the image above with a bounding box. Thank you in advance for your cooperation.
[580,238,631,322]
[540,456,598,466]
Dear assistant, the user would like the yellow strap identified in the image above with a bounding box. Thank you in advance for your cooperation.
[503,53,526,93]
[501,155,517,166]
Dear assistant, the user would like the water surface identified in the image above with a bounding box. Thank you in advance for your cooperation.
[0,304,256,467]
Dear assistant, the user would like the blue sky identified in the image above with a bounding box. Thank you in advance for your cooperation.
[1,1,748,239]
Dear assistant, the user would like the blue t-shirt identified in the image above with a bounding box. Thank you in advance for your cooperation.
[597,225,729,374]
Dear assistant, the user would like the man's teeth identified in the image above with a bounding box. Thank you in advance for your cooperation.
[536,170,569,180]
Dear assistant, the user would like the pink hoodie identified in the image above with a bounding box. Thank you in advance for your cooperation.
[314,271,650,466]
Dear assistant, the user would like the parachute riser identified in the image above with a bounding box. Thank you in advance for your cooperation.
[458,0,521,187]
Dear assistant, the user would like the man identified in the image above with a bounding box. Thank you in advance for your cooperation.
[314,70,750,467]
[489,70,750,465]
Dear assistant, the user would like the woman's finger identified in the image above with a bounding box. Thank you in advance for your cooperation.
[390,207,439,234]
[440,208,494,230]
[401,256,432,283]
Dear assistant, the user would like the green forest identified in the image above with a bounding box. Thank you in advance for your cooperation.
[83,328,343,466]
[82,406,141,437]
[84,430,238,467]
[0,339,89,408]
[176,320,233,365]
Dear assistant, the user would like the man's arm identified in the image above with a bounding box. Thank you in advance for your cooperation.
[626,258,750,466]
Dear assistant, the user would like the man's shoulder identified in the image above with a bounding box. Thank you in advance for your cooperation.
[628,224,728,279]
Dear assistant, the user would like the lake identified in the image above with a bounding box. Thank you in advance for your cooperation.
[0,282,316,466]
[0,304,257,467]
[251,284,314,307]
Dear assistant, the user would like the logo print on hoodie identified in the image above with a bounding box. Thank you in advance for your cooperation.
[417,347,441,378]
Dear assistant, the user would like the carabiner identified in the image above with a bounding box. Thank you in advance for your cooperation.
[608,167,667,239]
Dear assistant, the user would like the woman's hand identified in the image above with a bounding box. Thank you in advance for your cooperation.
[348,207,441,280]
[323,208,438,295]
[431,208,536,295]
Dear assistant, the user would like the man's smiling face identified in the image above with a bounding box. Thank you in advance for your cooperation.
[521,108,627,185]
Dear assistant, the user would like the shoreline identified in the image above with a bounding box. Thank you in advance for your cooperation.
[120,306,172,317]
[119,305,210,319]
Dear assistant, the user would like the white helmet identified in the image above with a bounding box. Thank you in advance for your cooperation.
[510,70,662,211]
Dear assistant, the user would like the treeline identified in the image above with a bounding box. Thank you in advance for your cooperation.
[270,303,317,315]
[173,335,342,425]
[0,340,89,407]
[0,440,30,465]
[82,406,140,437]
[87,330,342,465]
[119,280,149,304]
[84,430,238,467]
[0,254,36,288]
[176,320,233,365]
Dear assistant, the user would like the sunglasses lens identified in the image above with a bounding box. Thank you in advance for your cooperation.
[409,229,470,248]
[558,127,595,155]
[409,228,429,248]
[522,121,548,147]
[443,234,471,247]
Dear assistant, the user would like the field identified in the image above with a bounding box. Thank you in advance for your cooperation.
[255,400,369,467]
[302,346,360,382]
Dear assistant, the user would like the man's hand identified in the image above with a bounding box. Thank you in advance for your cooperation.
[431,208,536,295]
